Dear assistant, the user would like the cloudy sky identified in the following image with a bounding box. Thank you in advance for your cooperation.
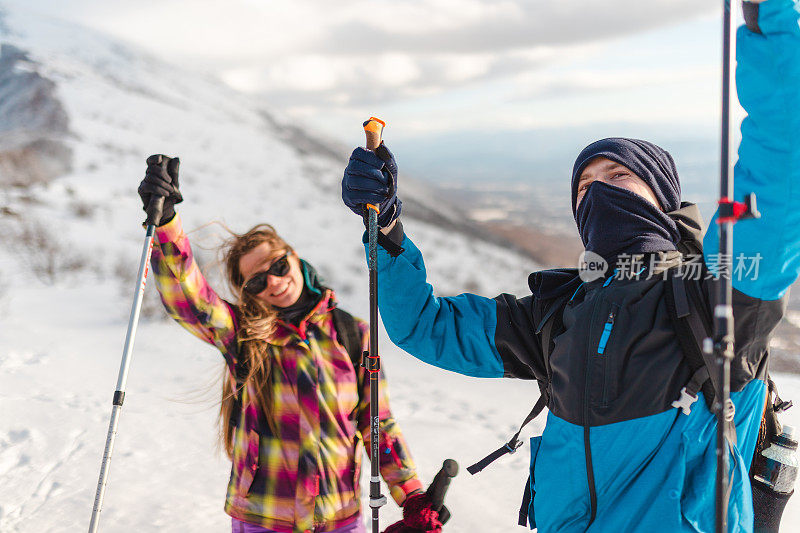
[6,0,738,188]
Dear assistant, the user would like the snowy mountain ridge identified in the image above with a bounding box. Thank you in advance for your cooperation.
[0,1,535,300]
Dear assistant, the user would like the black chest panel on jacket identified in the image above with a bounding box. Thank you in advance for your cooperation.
[549,275,691,426]
[494,267,786,428]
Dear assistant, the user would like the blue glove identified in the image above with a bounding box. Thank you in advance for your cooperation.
[342,143,402,227]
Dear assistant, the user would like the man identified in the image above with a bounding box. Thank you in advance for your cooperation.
[341,1,799,531]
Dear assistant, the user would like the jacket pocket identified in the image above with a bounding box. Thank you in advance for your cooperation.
[236,429,260,497]
[590,303,621,407]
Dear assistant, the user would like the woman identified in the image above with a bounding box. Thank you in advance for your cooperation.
[137,155,427,533]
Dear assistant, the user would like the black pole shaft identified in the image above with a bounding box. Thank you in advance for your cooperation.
[367,207,384,533]
[716,2,736,532]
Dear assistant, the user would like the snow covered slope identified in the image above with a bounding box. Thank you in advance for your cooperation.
[0,3,540,532]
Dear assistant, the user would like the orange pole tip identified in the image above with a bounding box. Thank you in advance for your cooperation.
[363,117,385,151]
[363,117,386,129]
[366,204,380,213]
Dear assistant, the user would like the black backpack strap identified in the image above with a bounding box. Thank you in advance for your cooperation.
[468,297,568,476]
[665,272,737,446]
[467,382,549,475]
[671,367,710,416]
[331,306,365,369]
[665,273,717,409]
[518,476,533,527]
[536,295,568,380]
[743,1,762,35]
[331,306,370,424]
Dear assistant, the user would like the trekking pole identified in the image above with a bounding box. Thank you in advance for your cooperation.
[714,3,738,531]
[88,156,169,533]
[714,3,759,531]
[363,117,387,533]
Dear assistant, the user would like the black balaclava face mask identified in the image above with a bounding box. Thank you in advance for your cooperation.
[571,138,682,264]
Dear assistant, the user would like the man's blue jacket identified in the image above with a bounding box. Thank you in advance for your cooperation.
[365,2,800,531]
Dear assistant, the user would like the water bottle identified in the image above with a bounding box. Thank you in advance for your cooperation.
[753,425,799,494]
[752,425,798,533]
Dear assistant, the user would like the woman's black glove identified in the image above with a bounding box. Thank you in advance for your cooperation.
[342,143,401,227]
[138,154,182,226]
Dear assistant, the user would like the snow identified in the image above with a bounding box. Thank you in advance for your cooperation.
[0,3,799,533]
[0,282,541,532]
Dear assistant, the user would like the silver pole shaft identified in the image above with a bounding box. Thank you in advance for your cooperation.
[89,225,157,533]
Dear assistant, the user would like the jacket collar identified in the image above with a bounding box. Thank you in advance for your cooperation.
[271,289,336,345]
[668,202,705,256]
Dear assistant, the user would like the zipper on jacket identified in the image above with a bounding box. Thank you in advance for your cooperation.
[599,303,620,406]
[596,305,618,356]
[582,289,603,526]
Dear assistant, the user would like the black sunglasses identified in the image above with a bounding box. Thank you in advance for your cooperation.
[243,253,291,295]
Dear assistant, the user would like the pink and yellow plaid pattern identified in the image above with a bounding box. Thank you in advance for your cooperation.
[151,215,422,533]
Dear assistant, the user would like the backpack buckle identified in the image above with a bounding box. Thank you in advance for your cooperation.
[724,398,736,422]
[505,439,523,454]
[672,386,698,416]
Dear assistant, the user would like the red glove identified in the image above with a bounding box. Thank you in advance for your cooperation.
[382,492,443,533]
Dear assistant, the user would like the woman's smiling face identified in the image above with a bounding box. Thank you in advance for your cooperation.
[239,244,304,308]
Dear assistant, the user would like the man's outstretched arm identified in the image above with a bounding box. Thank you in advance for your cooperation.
[704,0,800,301]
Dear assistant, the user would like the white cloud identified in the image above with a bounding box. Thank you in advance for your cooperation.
[508,64,718,101]
[6,0,716,103]
[4,0,728,138]
[306,0,715,55]
[221,45,594,110]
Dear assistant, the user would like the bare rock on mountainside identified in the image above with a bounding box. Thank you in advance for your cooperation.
[0,43,72,186]
[483,221,583,268]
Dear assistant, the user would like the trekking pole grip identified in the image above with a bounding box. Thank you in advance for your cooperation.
[427,459,459,511]
[363,116,385,152]
[144,197,164,228]
[144,155,170,227]
[363,117,385,219]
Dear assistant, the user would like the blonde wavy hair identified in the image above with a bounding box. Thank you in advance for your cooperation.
[219,223,294,458]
